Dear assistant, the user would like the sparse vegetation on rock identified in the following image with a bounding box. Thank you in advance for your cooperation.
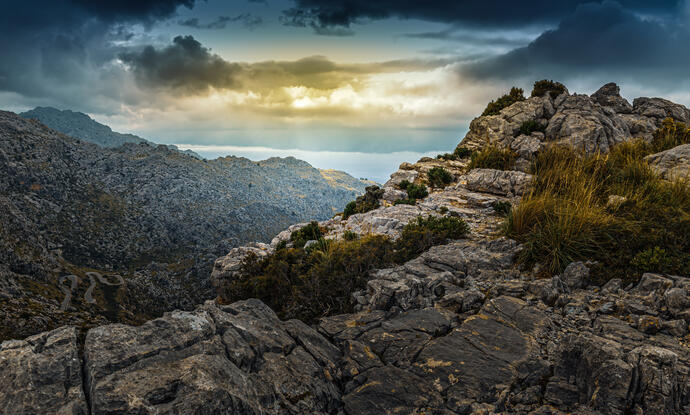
[221,215,469,322]
[342,185,384,219]
[518,119,546,136]
[531,79,567,98]
[482,87,525,116]
[505,139,689,283]
[427,166,453,188]
[468,144,516,170]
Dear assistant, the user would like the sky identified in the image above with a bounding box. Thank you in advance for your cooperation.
[2,0,690,181]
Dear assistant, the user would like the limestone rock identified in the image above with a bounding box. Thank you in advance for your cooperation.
[0,326,87,414]
[464,168,533,197]
[591,82,633,113]
[546,94,631,153]
[644,144,690,180]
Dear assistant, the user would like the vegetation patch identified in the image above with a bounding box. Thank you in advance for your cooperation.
[398,180,429,201]
[482,87,526,116]
[438,146,475,161]
[531,80,567,99]
[427,167,453,188]
[468,144,516,170]
[343,185,384,219]
[651,117,690,152]
[504,137,689,284]
[222,215,469,323]
[491,201,512,216]
[518,120,546,136]
[290,221,324,248]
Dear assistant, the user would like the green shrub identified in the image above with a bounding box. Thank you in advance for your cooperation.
[438,147,475,161]
[651,118,690,152]
[427,167,453,188]
[290,221,323,248]
[342,185,384,219]
[482,87,526,116]
[531,80,566,99]
[468,144,516,170]
[343,230,358,241]
[221,215,470,323]
[406,183,429,199]
[276,240,288,250]
[397,180,412,190]
[394,198,416,206]
[505,138,690,284]
[439,206,449,214]
[491,201,512,216]
[518,120,546,136]
[394,216,470,262]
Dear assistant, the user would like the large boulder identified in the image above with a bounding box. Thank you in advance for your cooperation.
[83,299,341,414]
[545,94,631,153]
[591,82,633,114]
[0,326,87,414]
[464,168,533,197]
[644,144,690,180]
[459,95,557,151]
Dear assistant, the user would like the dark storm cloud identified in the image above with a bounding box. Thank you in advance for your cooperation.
[119,35,242,92]
[282,0,681,31]
[462,1,690,87]
[0,0,199,108]
[178,14,263,30]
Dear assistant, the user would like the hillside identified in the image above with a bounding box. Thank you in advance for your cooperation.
[0,111,370,339]
[1,82,689,414]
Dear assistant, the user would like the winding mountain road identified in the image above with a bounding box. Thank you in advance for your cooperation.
[59,272,124,310]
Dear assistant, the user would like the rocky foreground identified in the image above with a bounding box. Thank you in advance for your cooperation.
[1,83,689,414]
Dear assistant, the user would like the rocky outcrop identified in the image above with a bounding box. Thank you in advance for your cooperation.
[645,143,690,180]
[457,82,690,155]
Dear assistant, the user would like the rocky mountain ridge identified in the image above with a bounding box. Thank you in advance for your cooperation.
[0,110,370,339]
[1,83,689,414]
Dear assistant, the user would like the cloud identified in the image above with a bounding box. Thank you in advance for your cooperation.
[282,0,681,32]
[461,1,690,91]
[119,36,243,92]
[178,14,263,30]
[0,0,199,111]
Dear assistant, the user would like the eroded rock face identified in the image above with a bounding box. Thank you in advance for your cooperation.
[645,143,690,180]
[457,82,690,155]
[464,168,533,197]
[0,326,87,415]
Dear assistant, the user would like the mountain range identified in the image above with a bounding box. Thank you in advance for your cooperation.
[0,109,370,339]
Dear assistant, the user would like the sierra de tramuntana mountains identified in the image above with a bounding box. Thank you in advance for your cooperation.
[0,110,371,339]
[1,83,689,414]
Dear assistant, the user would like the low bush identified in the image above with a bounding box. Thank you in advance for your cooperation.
[397,180,429,200]
[505,138,690,284]
[394,216,470,262]
[531,80,566,99]
[651,118,690,152]
[406,183,429,199]
[491,201,512,216]
[482,87,525,116]
[342,185,384,219]
[427,167,453,188]
[393,198,416,206]
[343,230,358,241]
[290,221,323,248]
[518,120,546,136]
[438,147,475,161]
[223,215,470,323]
[468,144,516,170]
